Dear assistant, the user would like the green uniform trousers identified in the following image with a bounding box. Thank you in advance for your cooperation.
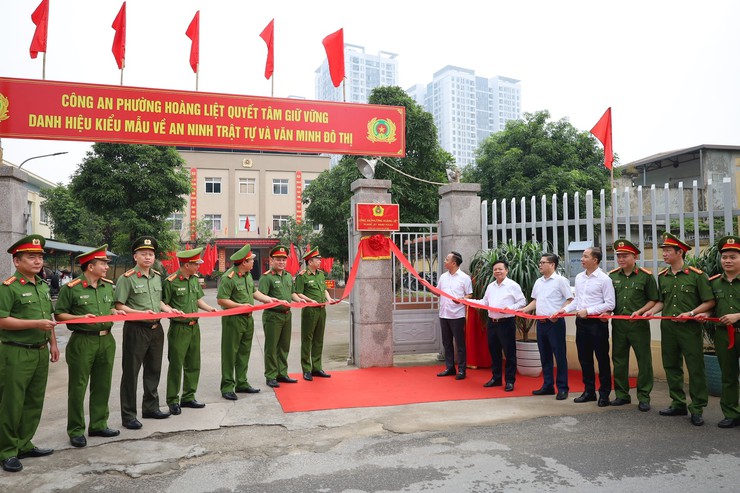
[263,310,292,380]
[714,328,740,419]
[66,332,115,437]
[166,321,201,404]
[612,319,653,403]
[220,314,254,393]
[120,321,164,422]
[0,344,49,460]
[301,306,327,373]
[660,321,708,415]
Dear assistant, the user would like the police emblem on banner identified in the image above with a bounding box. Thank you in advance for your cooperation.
[367,118,396,143]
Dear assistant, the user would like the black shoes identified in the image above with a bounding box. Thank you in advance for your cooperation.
[89,428,120,438]
[181,400,206,409]
[610,397,631,406]
[142,409,171,419]
[597,396,610,407]
[303,372,313,381]
[312,370,331,378]
[556,391,568,400]
[718,417,740,428]
[276,376,298,384]
[168,403,182,415]
[235,386,261,394]
[638,402,651,412]
[18,447,53,459]
[573,392,597,403]
[504,382,514,392]
[266,379,280,388]
[1,457,22,473]
[659,407,688,416]
[437,368,456,377]
[455,372,466,380]
[70,436,87,448]
[123,419,143,430]
[222,392,238,401]
[532,387,555,396]
[483,378,502,388]
[690,414,705,426]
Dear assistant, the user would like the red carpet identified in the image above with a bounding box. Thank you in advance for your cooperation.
[274,366,636,413]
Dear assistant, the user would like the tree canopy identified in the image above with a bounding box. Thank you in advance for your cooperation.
[463,110,612,207]
[43,143,190,255]
[304,86,453,261]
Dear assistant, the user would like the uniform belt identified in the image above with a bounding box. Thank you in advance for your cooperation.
[268,308,290,314]
[2,340,47,349]
[127,321,160,329]
[73,330,111,336]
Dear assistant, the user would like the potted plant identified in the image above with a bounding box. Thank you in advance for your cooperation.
[470,241,551,376]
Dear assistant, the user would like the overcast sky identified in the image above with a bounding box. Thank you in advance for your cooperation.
[1,0,739,184]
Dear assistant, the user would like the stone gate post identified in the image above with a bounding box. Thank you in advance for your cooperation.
[0,165,30,280]
[438,183,482,273]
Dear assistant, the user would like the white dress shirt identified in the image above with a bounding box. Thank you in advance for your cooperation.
[564,267,615,315]
[472,277,526,320]
[437,269,473,319]
[531,272,573,316]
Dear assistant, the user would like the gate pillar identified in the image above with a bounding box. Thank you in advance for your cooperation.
[350,178,394,368]
[0,165,30,280]
[438,183,482,273]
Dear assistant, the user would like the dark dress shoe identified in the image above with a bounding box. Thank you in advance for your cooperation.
[504,382,514,392]
[142,409,171,419]
[181,400,206,408]
[1,457,22,473]
[266,379,280,388]
[311,370,332,378]
[222,392,238,401]
[437,368,456,377]
[638,402,651,412]
[597,397,610,407]
[89,428,120,438]
[556,391,569,400]
[532,387,555,396]
[659,407,688,416]
[123,419,143,430]
[236,387,261,394]
[276,376,298,383]
[690,413,705,426]
[168,403,182,415]
[455,372,466,380]
[303,372,313,381]
[483,378,502,388]
[573,392,597,403]
[717,417,740,428]
[610,397,631,406]
[70,436,87,448]
[18,447,53,459]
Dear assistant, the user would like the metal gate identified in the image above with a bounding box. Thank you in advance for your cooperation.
[391,223,442,355]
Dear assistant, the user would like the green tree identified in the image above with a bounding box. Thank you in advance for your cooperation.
[66,143,191,255]
[188,218,216,248]
[464,110,612,212]
[40,185,106,246]
[272,216,320,258]
[304,86,453,261]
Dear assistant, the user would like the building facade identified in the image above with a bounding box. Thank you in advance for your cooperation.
[315,44,398,104]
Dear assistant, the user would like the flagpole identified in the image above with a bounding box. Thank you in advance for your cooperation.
[42,52,46,80]
[342,79,346,102]
[120,60,124,86]
[271,76,274,97]
[195,63,199,91]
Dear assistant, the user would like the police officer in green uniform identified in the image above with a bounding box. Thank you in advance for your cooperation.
[55,245,123,448]
[115,236,182,430]
[0,235,57,473]
[217,244,277,400]
[295,247,334,381]
[644,233,715,426]
[259,245,304,388]
[162,248,216,415]
[702,235,740,428]
[607,239,659,412]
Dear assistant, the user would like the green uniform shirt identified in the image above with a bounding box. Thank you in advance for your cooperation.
[658,266,714,317]
[115,266,163,312]
[217,267,255,305]
[0,270,53,344]
[609,266,660,315]
[295,269,327,303]
[163,271,204,323]
[709,273,740,322]
[54,275,115,332]
[258,269,294,302]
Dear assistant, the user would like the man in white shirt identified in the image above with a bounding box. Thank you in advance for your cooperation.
[436,252,473,380]
[560,247,615,407]
[522,253,573,400]
[472,259,526,391]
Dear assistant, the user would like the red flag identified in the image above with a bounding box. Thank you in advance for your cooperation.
[210,244,218,272]
[245,215,251,232]
[29,0,49,59]
[199,243,212,276]
[322,28,345,88]
[285,243,300,276]
[185,11,200,73]
[111,2,126,69]
[320,257,334,274]
[259,19,274,80]
[590,107,613,170]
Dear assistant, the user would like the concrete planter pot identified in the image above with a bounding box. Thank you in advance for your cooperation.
[516,340,542,377]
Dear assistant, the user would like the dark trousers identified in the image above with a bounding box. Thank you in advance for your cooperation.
[537,319,569,392]
[440,317,466,371]
[575,318,611,396]
[120,321,164,422]
[487,317,517,384]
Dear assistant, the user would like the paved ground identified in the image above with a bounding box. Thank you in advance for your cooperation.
[1,288,739,492]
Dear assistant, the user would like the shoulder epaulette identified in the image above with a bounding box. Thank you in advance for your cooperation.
[638,267,652,275]
[609,267,620,274]
[152,268,161,276]
[708,273,722,281]
[2,276,16,286]
[123,268,136,277]
[67,278,82,287]
[166,272,178,282]
[227,271,235,279]
[659,268,669,276]
[101,277,114,284]
[688,266,704,274]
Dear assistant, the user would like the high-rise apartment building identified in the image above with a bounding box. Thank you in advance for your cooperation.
[315,44,399,103]
[407,66,521,168]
